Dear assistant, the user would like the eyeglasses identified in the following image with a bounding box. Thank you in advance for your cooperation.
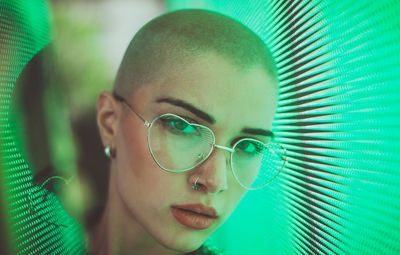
[114,93,287,190]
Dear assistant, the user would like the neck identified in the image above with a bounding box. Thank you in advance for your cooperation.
[89,170,185,255]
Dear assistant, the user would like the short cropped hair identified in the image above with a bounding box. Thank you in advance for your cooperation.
[113,9,277,97]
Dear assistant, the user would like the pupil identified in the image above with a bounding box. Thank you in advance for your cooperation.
[236,140,263,154]
[175,120,187,130]
[239,141,251,150]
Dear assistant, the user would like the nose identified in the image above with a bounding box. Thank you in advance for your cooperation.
[190,147,229,194]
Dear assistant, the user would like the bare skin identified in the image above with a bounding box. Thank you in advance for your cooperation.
[93,52,277,254]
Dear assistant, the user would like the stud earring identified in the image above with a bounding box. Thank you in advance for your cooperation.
[104,146,111,158]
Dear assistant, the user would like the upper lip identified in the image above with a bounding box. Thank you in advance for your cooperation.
[172,203,218,218]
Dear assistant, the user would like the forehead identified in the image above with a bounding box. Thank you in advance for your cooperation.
[132,53,277,132]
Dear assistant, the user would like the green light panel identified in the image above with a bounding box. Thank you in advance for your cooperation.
[169,1,400,254]
[0,1,85,254]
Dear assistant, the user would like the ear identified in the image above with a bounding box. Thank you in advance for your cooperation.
[96,91,121,150]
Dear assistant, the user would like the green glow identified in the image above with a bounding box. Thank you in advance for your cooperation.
[0,0,85,254]
[168,1,400,254]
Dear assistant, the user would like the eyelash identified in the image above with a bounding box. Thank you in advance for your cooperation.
[230,136,259,147]
[165,114,268,146]
[175,114,198,124]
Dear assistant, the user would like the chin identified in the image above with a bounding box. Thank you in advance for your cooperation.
[156,231,206,253]
[167,244,202,254]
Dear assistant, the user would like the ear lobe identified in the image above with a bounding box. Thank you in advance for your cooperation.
[97,91,120,148]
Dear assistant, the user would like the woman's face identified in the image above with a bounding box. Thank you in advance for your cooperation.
[109,52,277,252]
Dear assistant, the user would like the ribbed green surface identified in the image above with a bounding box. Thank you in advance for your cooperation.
[0,1,85,254]
[169,1,400,254]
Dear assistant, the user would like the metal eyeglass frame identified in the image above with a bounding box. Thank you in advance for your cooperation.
[113,93,286,190]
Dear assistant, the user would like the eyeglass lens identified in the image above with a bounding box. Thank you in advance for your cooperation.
[148,114,286,189]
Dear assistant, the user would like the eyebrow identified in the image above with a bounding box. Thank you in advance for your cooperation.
[241,128,274,138]
[155,97,216,124]
[155,97,274,138]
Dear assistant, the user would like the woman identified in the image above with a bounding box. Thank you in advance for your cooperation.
[91,9,284,255]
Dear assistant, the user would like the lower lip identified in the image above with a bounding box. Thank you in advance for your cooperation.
[170,207,216,230]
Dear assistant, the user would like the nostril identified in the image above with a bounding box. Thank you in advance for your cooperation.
[190,149,230,194]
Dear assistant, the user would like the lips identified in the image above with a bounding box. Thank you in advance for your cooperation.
[171,204,218,229]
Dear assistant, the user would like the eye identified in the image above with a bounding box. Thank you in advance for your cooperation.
[163,116,197,134]
[235,139,264,154]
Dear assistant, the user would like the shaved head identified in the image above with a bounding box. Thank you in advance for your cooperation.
[113,9,277,97]
[97,9,280,253]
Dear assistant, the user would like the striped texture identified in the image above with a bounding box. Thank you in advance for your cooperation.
[169,0,400,254]
[0,1,86,254]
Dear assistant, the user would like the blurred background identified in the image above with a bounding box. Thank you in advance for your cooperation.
[11,0,168,233]
[1,1,169,253]
[1,0,400,254]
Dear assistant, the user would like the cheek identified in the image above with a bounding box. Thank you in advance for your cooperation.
[115,120,180,203]
[116,121,156,192]
[223,177,247,215]
[126,135,150,179]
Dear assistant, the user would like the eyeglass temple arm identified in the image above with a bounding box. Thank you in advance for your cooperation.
[113,93,151,127]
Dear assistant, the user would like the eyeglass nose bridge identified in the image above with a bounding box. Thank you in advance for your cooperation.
[214,144,234,153]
